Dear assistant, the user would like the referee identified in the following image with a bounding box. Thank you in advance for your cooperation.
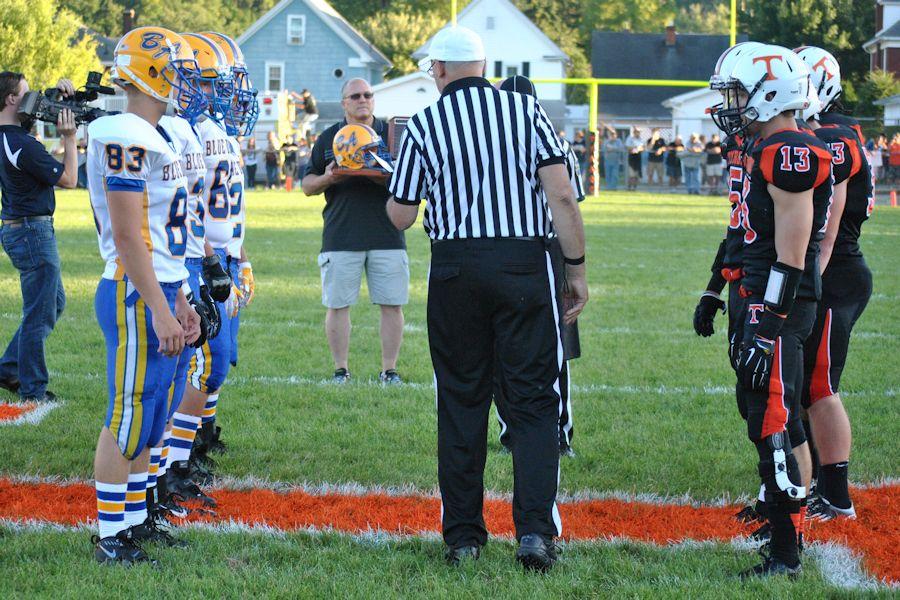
[386,27,587,572]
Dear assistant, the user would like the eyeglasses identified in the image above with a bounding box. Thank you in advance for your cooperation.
[344,92,374,100]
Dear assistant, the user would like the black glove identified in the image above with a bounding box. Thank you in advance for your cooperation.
[737,335,776,391]
[728,332,740,372]
[693,292,726,337]
[202,255,231,303]
[187,292,211,349]
[199,285,221,340]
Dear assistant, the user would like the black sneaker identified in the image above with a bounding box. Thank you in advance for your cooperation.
[735,504,766,525]
[378,369,402,385]
[749,521,771,542]
[332,368,351,384]
[445,545,480,566]
[22,390,56,403]
[92,529,157,566]
[740,544,801,579]
[0,377,19,394]
[168,461,217,507]
[516,533,558,572]
[807,494,856,522]
[128,518,188,548]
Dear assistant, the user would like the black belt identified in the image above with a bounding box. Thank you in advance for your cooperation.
[2,215,53,227]
[431,235,543,246]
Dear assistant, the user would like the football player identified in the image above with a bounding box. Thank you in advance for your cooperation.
[714,45,833,578]
[149,32,233,516]
[195,31,258,458]
[493,75,584,457]
[795,46,874,522]
[87,26,205,564]
[165,32,242,498]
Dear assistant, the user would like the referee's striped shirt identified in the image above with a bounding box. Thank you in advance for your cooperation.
[544,137,586,237]
[389,77,567,240]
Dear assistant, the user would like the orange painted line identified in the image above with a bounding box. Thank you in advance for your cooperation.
[0,403,34,422]
[0,479,896,583]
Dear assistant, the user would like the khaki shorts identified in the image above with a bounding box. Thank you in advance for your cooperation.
[318,249,409,308]
[705,164,722,177]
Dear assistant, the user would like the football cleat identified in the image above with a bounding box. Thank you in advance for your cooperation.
[807,494,856,522]
[128,518,188,548]
[735,503,767,525]
[749,522,771,542]
[559,444,576,458]
[516,533,558,572]
[168,461,217,507]
[151,492,189,521]
[740,544,801,580]
[92,529,157,566]
[208,425,227,454]
[332,368,351,384]
[445,545,480,566]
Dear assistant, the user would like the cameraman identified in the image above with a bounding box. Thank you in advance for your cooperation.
[0,73,77,402]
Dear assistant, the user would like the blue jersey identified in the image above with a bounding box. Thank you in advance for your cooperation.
[0,125,63,219]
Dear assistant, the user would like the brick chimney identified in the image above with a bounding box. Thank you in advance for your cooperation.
[665,24,677,46]
[122,9,135,35]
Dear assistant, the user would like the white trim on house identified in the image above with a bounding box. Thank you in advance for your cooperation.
[265,60,286,92]
[413,0,569,62]
[286,14,306,45]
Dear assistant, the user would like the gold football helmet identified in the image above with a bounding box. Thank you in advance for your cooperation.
[332,124,389,170]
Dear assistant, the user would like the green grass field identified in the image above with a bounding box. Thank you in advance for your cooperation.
[1,189,898,597]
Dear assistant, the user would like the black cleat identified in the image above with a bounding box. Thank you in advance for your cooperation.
[378,369,402,385]
[516,533,558,572]
[208,425,227,454]
[92,529,157,566]
[749,522,771,542]
[188,453,216,485]
[807,494,856,522]
[0,376,19,394]
[445,545,480,566]
[740,545,801,579]
[331,368,351,384]
[736,504,766,525]
[559,444,576,458]
[168,461,217,507]
[128,518,188,548]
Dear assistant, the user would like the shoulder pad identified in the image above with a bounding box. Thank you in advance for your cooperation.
[757,131,832,192]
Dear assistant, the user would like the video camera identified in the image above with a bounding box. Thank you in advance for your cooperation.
[17,71,116,128]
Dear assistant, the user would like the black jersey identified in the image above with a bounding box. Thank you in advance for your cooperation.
[722,134,750,270]
[817,125,873,259]
[742,129,833,301]
[817,111,865,146]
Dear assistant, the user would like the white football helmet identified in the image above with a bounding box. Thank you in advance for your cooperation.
[794,46,842,114]
[714,44,810,135]
[710,41,765,89]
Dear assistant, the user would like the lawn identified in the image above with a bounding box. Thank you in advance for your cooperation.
[0,189,897,597]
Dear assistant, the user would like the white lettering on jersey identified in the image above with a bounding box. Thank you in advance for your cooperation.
[196,118,234,248]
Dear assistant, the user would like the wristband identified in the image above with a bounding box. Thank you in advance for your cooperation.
[763,261,803,315]
[239,261,252,270]
[563,255,585,266]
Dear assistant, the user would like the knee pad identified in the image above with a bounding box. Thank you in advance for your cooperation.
[757,432,806,502]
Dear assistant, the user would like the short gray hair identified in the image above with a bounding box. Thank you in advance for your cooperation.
[341,78,371,97]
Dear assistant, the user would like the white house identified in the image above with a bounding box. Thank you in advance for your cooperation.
[874,94,900,125]
[662,88,722,141]
[413,0,569,113]
[371,72,440,119]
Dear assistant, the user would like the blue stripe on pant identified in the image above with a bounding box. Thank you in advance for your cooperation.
[96,278,180,460]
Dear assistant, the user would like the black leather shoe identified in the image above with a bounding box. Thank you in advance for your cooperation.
[516,533,557,572]
[0,377,19,394]
[445,545,480,566]
[22,390,56,403]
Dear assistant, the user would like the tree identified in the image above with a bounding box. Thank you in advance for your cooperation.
[0,0,101,89]
[356,8,445,79]
[854,70,900,119]
[582,0,677,35]
[676,2,730,34]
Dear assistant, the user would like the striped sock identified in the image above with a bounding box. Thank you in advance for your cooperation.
[147,446,162,490]
[169,412,202,463]
[95,481,127,539]
[124,472,148,527]
[158,428,172,477]
[201,394,219,424]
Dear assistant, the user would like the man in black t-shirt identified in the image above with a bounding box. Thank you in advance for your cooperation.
[301,78,407,384]
[0,73,78,401]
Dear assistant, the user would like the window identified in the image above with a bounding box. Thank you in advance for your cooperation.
[494,61,503,78]
[333,68,345,79]
[287,15,306,45]
[505,66,518,77]
[522,62,530,77]
[265,61,284,92]
[486,16,495,30]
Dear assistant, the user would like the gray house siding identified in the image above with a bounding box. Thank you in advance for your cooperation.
[241,0,384,104]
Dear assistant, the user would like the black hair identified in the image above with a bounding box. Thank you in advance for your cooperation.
[0,71,24,108]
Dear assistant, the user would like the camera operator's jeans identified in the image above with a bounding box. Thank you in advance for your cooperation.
[0,220,65,399]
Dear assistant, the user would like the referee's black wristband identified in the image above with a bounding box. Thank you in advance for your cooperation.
[563,254,585,266]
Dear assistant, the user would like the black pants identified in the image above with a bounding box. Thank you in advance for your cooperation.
[495,237,573,449]
[429,238,562,548]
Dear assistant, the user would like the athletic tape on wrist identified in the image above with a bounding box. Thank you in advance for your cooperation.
[763,261,803,314]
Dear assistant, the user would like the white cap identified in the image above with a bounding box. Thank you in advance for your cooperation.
[419,26,485,71]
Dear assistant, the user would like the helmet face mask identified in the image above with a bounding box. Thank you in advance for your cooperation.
[182,33,234,125]
[162,55,207,122]
[712,76,763,136]
[201,31,259,136]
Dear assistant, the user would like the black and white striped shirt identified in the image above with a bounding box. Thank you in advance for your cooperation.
[544,137,586,237]
[389,77,566,240]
